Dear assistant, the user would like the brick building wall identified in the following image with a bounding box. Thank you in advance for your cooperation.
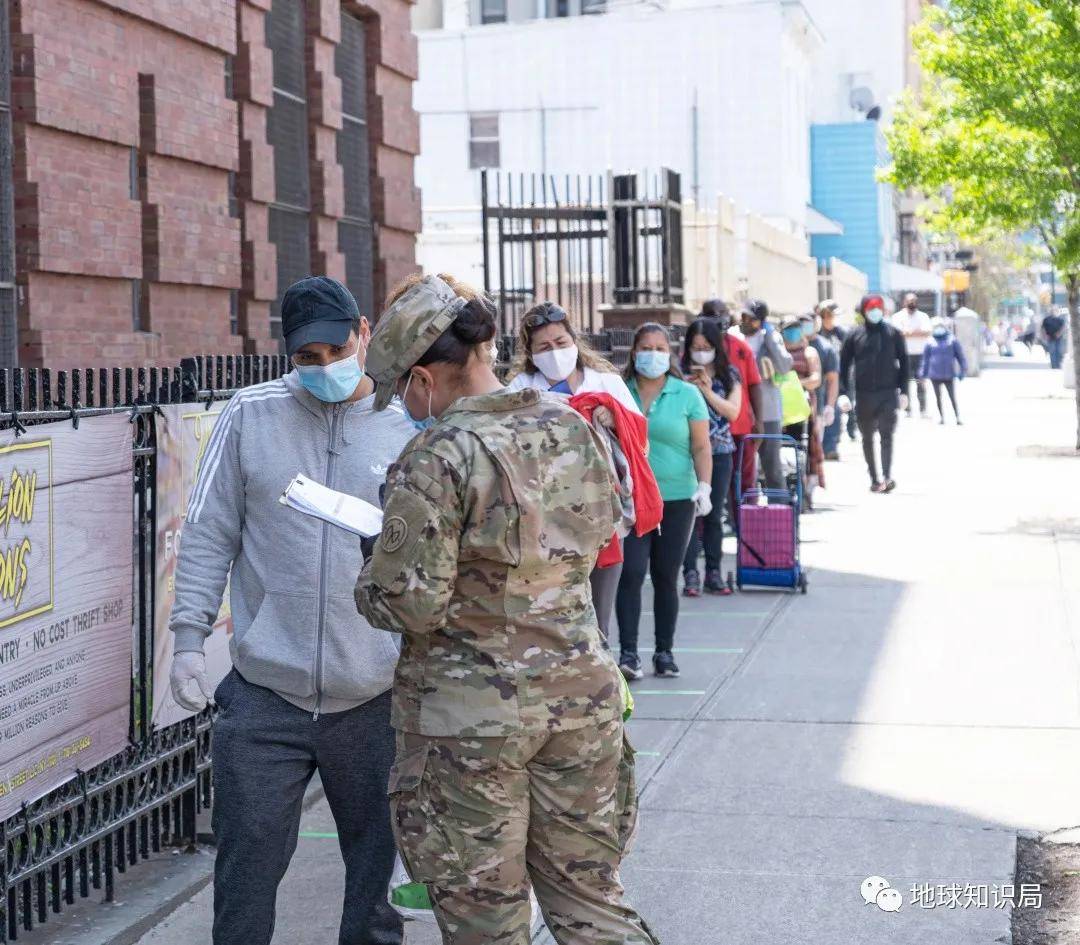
[5,0,419,368]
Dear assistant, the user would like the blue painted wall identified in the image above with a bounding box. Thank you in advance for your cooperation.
[811,122,890,292]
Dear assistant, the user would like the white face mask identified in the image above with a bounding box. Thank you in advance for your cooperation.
[690,350,716,366]
[489,342,499,363]
[533,345,579,383]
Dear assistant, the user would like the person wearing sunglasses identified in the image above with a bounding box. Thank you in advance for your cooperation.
[506,302,640,414]
[507,303,642,643]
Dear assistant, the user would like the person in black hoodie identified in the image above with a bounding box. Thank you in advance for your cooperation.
[839,294,909,494]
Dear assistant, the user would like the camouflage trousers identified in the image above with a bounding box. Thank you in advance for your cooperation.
[389,717,658,945]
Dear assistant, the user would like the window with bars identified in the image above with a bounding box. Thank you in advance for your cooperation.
[468,112,500,169]
[0,0,14,365]
[335,13,374,319]
[266,0,311,345]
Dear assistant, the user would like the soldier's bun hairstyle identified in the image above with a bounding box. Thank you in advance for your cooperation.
[415,294,498,369]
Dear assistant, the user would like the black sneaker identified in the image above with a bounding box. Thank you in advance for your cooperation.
[683,569,702,598]
[883,479,897,494]
[704,569,732,596]
[619,652,644,681]
[653,651,680,678]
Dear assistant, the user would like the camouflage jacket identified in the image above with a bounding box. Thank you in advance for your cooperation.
[354,388,625,737]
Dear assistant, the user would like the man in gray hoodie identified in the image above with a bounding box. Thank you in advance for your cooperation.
[168,276,414,945]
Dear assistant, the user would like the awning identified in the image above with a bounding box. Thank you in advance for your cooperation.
[806,205,844,236]
[886,261,944,292]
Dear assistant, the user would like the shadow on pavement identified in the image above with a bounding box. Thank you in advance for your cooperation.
[620,566,1019,945]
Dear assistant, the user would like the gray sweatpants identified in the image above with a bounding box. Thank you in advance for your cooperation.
[210,671,403,945]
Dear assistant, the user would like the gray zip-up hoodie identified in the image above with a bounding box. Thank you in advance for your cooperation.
[169,372,415,716]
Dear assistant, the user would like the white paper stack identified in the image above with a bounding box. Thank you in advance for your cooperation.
[279,474,383,537]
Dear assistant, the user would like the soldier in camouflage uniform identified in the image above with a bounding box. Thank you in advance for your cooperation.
[355,275,658,945]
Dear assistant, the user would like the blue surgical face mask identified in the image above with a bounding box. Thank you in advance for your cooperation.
[634,350,670,380]
[865,308,884,325]
[400,372,436,431]
[782,327,804,345]
[801,322,814,339]
[297,353,364,403]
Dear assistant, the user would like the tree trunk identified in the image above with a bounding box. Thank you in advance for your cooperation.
[1070,274,1080,450]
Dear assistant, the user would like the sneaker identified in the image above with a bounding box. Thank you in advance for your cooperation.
[825,451,840,461]
[619,652,644,681]
[704,569,732,595]
[683,569,702,598]
[939,417,946,425]
[883,479,897,494]
[870,481,887,494]
[653,651,680,678]
[956,418,963,426]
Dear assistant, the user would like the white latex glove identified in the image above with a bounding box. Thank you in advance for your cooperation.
[171,651,213,712]
[693,480,713,518]
[822,404,836,427]
[898,393,909,411]
[836,394,852,414]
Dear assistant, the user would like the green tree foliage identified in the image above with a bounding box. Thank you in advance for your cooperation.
[883,0,1080,446]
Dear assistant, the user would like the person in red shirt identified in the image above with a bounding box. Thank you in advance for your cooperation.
[699,300,760,494]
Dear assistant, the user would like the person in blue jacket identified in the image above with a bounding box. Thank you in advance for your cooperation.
[920,320,968,425]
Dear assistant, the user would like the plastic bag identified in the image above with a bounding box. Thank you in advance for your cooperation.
[388,856,437,923]
[388,856,545,930]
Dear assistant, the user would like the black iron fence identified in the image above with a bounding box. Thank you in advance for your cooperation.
[0,355,287,941]
[481,169,684,336]
[0,342,708,940]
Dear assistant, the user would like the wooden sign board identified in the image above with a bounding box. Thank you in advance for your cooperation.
[0,414,133,820]
[152,405,233,728]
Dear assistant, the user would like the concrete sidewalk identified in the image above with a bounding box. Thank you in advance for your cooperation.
[68,352,1080,944]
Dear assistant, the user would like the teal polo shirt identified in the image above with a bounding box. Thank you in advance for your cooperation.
[629,375,709,501]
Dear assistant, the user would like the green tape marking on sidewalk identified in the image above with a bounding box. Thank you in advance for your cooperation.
[632,690,707,696]
[299,831,339,839]
[635,751,661,757]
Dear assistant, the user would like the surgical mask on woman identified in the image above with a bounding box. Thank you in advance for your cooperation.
[634,350,670,379]
[400,371,435,431]
[865,308,885,325]
[532,345,579,382]
[297,355,364,403]
[690,349,716,366]
[782,327,805,345]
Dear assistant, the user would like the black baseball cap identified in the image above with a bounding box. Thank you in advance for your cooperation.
[741,298,769,321]
[281,276,360,356]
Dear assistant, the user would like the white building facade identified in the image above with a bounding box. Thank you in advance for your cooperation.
[414,0,825,292]
[412,0,938,311]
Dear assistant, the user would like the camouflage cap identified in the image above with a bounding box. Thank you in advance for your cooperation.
[367,275,469,411]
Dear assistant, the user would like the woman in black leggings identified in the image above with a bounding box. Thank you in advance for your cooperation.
[920,321,968,425]
[615,324,712,680]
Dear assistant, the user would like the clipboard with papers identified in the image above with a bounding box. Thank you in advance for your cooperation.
[279,474,384,538]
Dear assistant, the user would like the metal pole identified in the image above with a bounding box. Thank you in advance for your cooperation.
[692,87,700,206]
[481,169,491,296]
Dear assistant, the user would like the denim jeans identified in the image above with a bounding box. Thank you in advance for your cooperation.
[1047,336,1066,369]
[822,406,843,455]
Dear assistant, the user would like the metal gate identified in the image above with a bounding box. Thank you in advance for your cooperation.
[481,168,684,335]
[0,355,287,941]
